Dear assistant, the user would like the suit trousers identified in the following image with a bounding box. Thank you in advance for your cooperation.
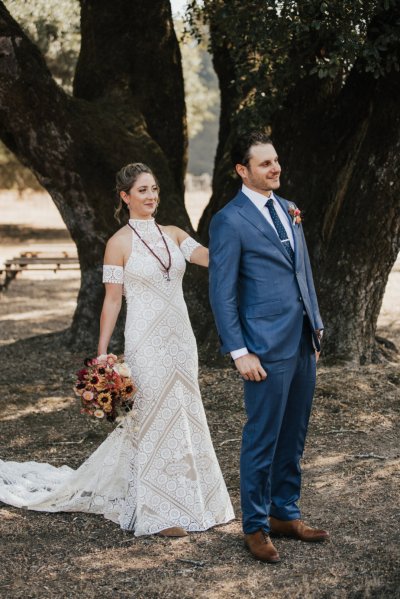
[240,317,316,533]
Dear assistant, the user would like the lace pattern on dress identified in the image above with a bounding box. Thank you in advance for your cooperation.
[103,265,124,284]
[180,237,201,262]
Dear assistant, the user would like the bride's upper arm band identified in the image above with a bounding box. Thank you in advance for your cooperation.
[180,237,202,262]
[103,264,124,284]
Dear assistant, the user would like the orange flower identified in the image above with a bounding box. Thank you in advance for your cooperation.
[97,392,113,413]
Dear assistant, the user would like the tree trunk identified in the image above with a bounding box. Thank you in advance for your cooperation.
[272,7,400,363]
[74,0,188,196]
[200,3,400,363]
[0,1,194,352]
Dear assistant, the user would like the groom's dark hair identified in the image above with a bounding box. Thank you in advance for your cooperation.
[231,131,274,168]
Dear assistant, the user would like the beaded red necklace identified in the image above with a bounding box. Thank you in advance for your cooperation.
[128,221,172,281]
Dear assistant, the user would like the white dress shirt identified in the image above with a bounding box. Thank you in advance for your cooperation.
[230,185,295,361]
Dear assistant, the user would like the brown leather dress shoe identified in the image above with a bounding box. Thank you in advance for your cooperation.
[269,517,329,542]
[244,530,281,563]
[158,527,188,537]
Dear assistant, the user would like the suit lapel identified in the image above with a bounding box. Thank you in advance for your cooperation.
[236,192,293,265]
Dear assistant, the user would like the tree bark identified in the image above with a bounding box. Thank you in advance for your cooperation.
[201,3,400,363]
[74,0,187,196]
[0,2,192,351]
[272,6,400,363]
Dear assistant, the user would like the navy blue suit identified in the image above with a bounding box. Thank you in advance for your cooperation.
[209,190,323,533]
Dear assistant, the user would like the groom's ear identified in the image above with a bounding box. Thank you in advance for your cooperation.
[235,163,247,179]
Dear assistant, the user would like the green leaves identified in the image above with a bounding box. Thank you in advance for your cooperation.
[186,0,399,129]
[4,0,80,93]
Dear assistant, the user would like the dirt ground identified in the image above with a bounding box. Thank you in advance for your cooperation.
[0,192,399,599]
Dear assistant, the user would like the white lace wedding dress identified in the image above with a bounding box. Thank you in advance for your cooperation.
[0,218,234,535]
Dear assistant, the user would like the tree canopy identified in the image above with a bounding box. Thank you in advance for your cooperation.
[188,0,399,130]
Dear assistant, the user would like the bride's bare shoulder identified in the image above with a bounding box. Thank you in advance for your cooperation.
[104,225,131,264]
[160,225,189,245]
[107,225,131,246]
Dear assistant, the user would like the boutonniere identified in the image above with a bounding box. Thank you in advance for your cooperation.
[288,204,302,226]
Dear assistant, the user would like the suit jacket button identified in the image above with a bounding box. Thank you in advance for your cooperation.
[298,296,302,301]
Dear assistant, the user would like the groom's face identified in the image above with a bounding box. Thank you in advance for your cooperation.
[236,143,281,196]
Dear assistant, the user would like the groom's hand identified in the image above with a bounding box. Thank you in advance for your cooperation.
[234,354,267,382]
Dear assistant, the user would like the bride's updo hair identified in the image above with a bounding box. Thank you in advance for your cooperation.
[114,162,159,222]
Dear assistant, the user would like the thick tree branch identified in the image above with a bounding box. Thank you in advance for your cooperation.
[0,1,192,348]
[74,0,187,194]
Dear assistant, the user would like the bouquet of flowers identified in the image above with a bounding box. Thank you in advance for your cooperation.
[74,353,136,422]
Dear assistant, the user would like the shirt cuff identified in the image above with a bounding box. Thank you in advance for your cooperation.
[230,347,249,360]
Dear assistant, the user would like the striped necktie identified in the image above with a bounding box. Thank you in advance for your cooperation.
[266,198,295,262]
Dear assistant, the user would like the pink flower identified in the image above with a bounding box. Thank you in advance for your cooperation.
[82,390,94,402]
[84,357,99,367]
[106,354,118,366]
[288,205,302,225]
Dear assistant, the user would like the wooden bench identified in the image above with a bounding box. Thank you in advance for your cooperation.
[0,251,80,291]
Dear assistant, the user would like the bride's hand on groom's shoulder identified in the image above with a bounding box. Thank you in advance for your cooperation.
[234,353,267,382]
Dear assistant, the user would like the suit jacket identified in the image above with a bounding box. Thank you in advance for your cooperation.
[209,190,323,361]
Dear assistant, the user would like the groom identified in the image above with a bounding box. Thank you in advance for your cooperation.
[209,131,329,563]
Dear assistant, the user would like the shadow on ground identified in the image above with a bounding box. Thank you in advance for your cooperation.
[0,329,399,598]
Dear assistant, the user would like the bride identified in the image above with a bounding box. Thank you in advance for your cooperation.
[0,163,234,537]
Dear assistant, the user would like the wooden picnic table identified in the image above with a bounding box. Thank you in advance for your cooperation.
[0,251,80,291]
